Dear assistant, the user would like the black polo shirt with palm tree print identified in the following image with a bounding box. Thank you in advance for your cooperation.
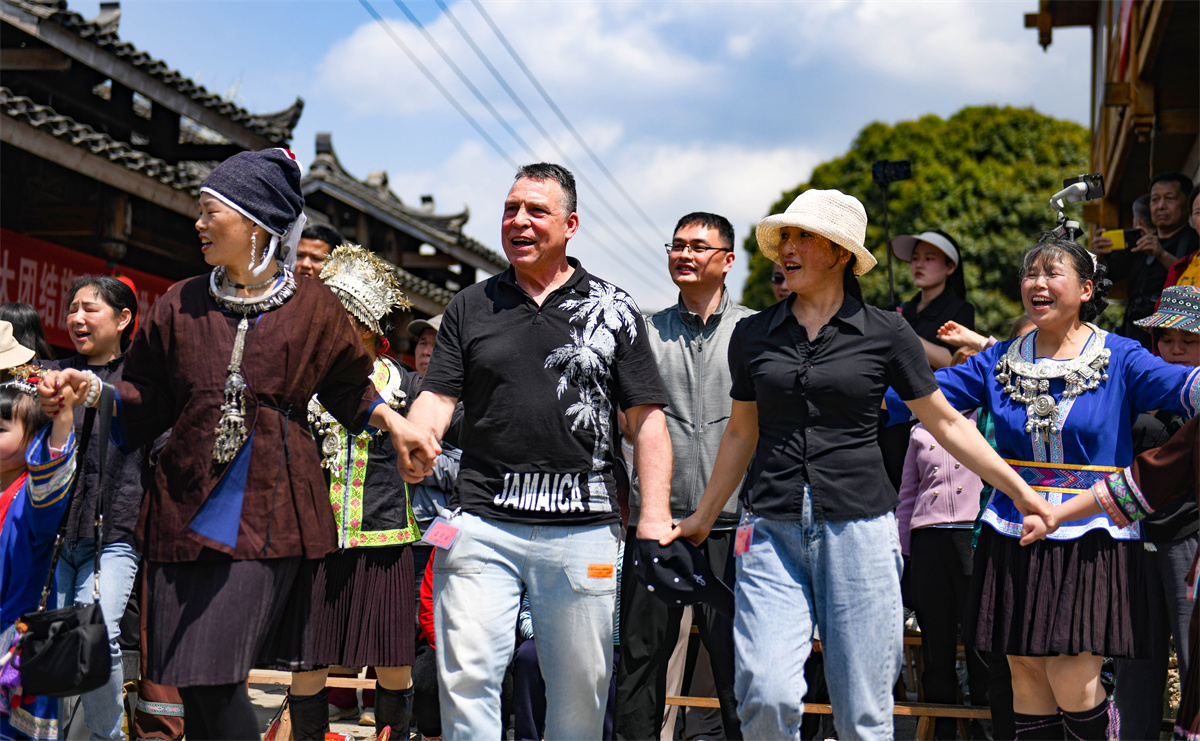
[421,258,666,525]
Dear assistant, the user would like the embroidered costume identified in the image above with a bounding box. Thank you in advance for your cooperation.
[0,427,77,740]
[886,327,1199,658]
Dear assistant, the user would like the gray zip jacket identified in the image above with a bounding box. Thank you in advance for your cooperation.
[629,289,756,530]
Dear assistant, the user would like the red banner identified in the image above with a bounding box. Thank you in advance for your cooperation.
[0,229,175,350]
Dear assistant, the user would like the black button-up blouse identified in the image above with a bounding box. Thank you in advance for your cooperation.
[728,294,938,521]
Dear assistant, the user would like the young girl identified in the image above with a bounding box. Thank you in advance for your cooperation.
[0,372,82,739]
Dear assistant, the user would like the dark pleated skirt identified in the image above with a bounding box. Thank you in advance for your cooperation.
[1177,603,1199,740]
[965,526,1149,658]
[309,545,415,668]
[145,556,315,686]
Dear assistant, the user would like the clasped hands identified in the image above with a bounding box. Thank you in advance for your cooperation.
[35,368,90,417]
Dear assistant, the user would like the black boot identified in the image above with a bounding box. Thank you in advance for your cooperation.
[288,689,330,741]
[374,683,413,740]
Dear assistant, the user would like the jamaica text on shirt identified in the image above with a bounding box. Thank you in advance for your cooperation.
[494,471,587,513]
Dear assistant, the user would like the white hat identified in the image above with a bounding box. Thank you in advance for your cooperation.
[891,231,959,265]
[407,314,443,339]
[755,189,874,275]
[0,321,34,369]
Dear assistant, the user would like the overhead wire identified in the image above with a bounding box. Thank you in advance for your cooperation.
[468,0,662,235]
[357,0,661,294]
[430,0,664,274]
[388,0,664,279]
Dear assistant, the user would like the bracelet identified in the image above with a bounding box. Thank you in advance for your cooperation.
[82,371,101,408]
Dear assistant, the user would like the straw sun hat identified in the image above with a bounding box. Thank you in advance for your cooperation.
[0,321,35,369]
[755,189,875,276]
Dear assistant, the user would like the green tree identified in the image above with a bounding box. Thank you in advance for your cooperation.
[742,106,1094,336]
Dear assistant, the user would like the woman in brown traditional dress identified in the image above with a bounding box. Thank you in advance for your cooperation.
[38,148,438,740]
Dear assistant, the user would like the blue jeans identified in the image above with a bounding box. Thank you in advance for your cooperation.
[56,539,139,741]
[734,487,904,740]
[433,512,619,740]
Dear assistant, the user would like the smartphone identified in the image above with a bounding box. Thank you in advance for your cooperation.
[1099,228,1142,250]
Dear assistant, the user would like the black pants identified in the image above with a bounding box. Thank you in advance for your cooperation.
[1113,534,1198,740]
[911,528,991,740]
[178,683,258,740]
[614,527,741,740]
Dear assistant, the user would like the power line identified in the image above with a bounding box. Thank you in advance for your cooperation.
[357,0,516,169]
[356,1,662,295]
[389,0,663,278]
[468,0,661,235]
[431,0,664,272]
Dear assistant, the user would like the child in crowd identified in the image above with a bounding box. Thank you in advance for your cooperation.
[0,369,82,739]
[897,347,989,740]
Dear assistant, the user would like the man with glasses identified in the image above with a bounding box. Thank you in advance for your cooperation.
[615,213,754,740]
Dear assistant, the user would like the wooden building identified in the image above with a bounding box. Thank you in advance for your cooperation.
[301,132,508,319]
[1025,0,1199,225]
[0,0,303,345]
[1,0,500,352]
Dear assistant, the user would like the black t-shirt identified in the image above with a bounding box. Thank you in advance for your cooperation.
[900,289,975,351]
[420,259,667,525]
[729,294,938,521]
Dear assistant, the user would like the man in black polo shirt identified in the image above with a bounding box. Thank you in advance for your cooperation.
[403,163,673,740]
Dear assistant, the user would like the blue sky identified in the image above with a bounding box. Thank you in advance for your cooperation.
[71,0,1092,309]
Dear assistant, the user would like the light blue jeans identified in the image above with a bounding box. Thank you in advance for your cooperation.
[432,512,619,741]
[56,539,139,741]
[734,486,904,741]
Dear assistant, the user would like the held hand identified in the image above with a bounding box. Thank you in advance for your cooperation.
[1019,514,1049,545]
[390,418,441,484]
[635,517,673,543]
[36,369,88,417]
[663,513,712,547]
[1089,232,1114,256]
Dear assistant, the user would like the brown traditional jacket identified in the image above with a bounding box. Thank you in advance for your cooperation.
[119,275,379,562]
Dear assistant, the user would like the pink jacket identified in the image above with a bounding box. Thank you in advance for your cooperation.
[895,416,984,555]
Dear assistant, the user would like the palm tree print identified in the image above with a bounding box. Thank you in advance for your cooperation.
[544,280,641,511]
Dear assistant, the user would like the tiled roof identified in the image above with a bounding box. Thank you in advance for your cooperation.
[394,266,455,307]
[1,85,205,193]
[304,143,508,272]
[4,0,302,144]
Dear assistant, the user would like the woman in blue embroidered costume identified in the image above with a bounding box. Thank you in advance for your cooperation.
[0,369,82,740]
[886,235,1199,740]
[35,150,439,740]
[287,245,424,739]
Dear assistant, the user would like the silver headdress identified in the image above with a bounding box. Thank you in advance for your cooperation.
[320,244,412,334]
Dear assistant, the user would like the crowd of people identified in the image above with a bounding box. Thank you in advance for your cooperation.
[0,147,1196,741]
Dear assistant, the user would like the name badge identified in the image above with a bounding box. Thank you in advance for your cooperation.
[423,516,462,550]
[734,519,754,556]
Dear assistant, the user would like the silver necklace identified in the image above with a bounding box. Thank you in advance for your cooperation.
[209,267,296,315]
[208,267,297,461]
[994,323,1110,434]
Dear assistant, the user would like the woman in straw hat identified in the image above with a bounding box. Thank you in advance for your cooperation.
[37,149,438,739]
[887,237,1199,740]
[287,245,424,739]
[667,189,1052,739]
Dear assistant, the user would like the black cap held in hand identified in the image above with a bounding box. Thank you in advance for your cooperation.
[631,538,734,618]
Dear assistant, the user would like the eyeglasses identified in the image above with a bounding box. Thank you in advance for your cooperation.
[664,243,733,256]
[770,274,786,285]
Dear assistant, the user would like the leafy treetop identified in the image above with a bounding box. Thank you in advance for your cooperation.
[741,105,1093,336]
